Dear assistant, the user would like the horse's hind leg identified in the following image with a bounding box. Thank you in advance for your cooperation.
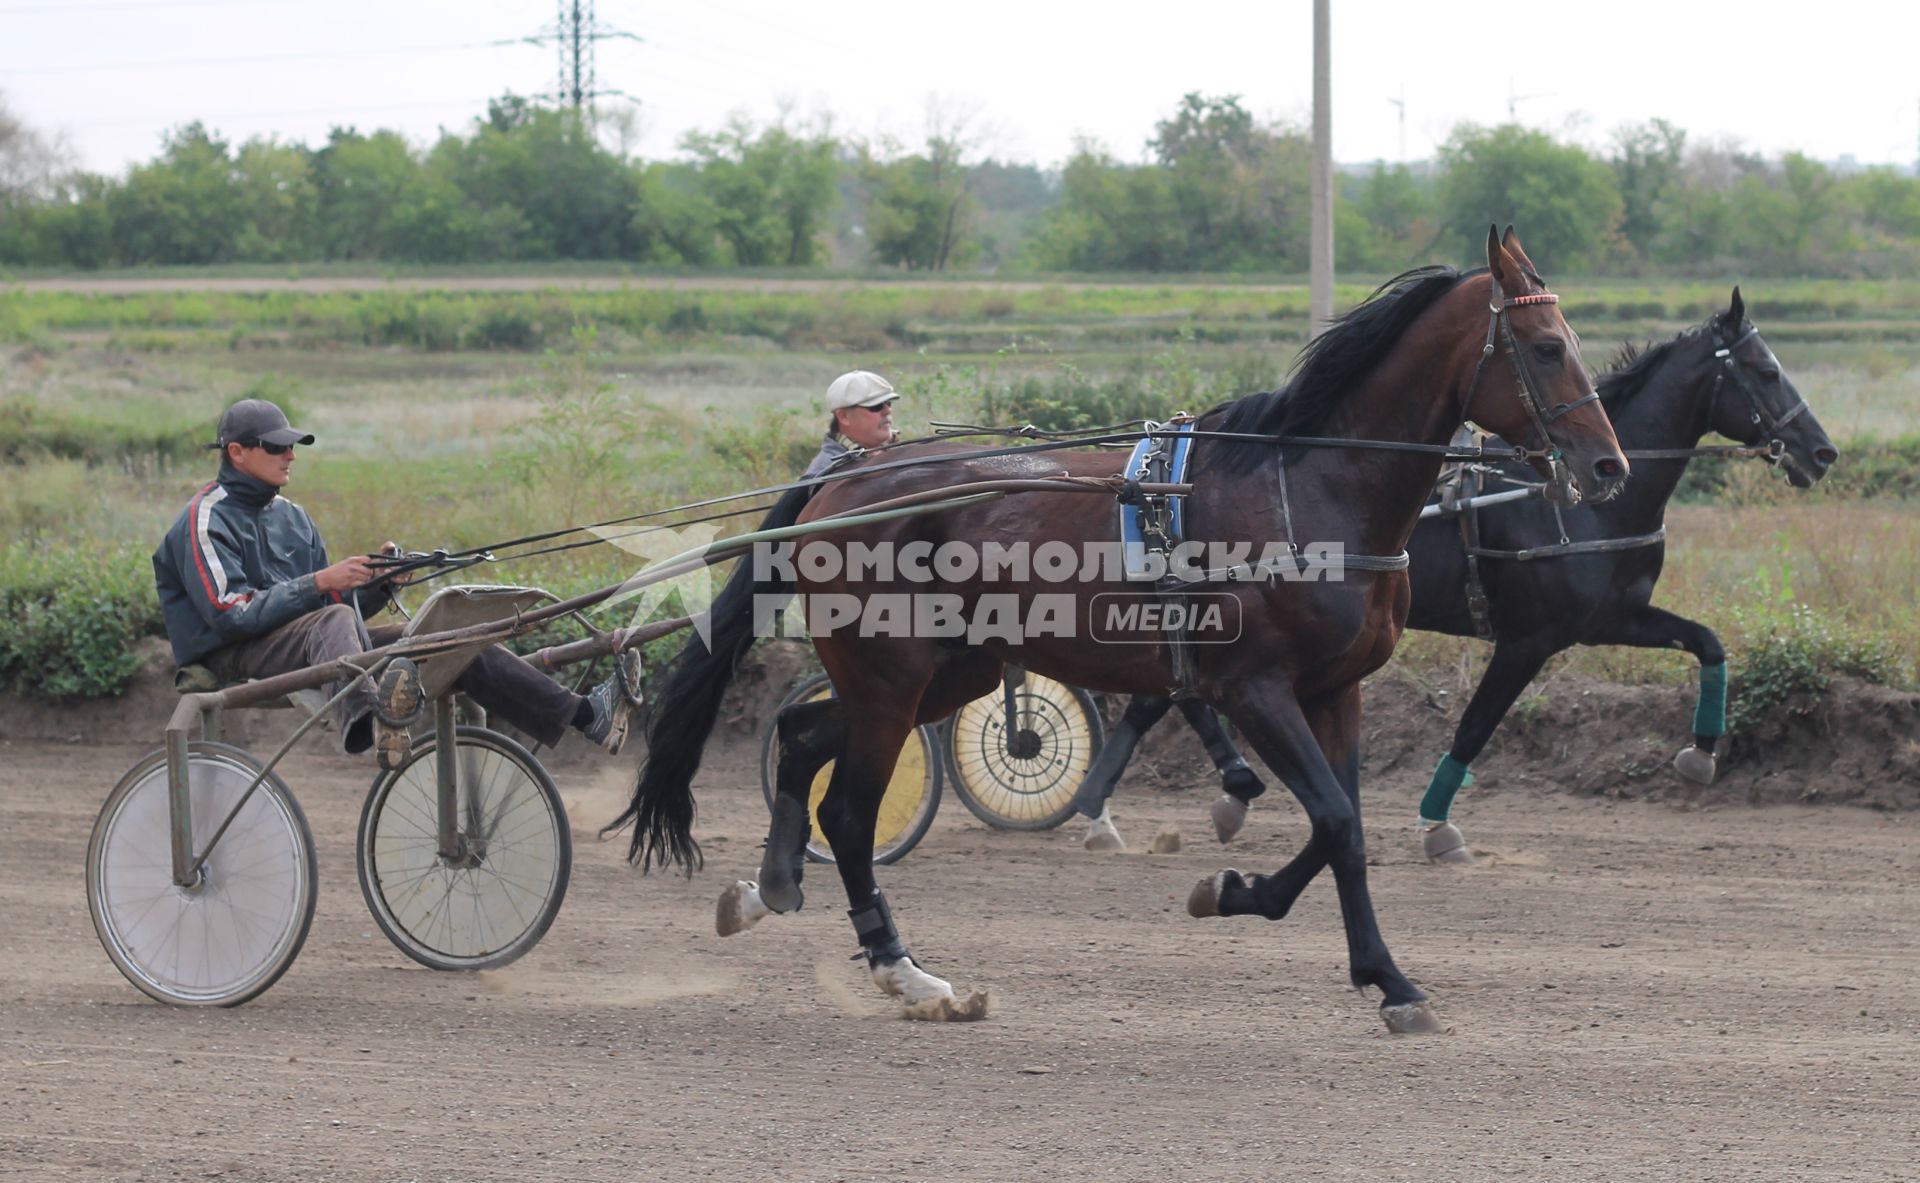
[717,696,844,937]
[1585,606,1725,784]
[1071,694,1172,811]
[814,655,994,1020]
[1071,693,1173,851]
[1416,639,1553,865]
[1187,677,1440,1033]
[1175,698,1265,843]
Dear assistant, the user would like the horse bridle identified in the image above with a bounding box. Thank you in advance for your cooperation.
[1462,286,1598,503]
[1707,324,1810,456]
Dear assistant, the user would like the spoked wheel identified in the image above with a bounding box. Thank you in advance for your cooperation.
[87,742,318,1007]
[758,673,942,866]
[944,672,1105,830]
[357,726,571,971]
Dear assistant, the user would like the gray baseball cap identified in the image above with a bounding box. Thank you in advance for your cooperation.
[212,399,315,449]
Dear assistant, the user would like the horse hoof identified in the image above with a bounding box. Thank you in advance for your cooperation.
[1673,746,1717,785]
[1422,821,1474,866]
[1209,794,1249,844]
[1381,1001,1449,1035]
[901,989,991,1023]
[1186,870,1235,918]
[759,874,804,914]
[1083,816,1126,852]
[873,956,987,1022]
[715,880,772,937]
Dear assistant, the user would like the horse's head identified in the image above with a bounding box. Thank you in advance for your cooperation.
[1704,287,1838,488]
[1464,226,1628,504]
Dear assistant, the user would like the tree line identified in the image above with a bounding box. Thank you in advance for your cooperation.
[2,91,1917,277]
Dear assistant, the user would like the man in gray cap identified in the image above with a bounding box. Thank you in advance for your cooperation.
[152,398,640,767]
[803,370,900,479]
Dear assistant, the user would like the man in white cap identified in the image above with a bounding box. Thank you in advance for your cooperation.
[152,398,641,768]
[803,370,899,479]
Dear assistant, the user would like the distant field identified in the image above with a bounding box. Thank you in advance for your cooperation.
[2,271,1916,699]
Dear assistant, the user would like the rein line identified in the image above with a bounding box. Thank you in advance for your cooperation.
[376,423,1558,583]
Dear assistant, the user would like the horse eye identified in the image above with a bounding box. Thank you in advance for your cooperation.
[1531,341,1563,364]
[1759,367,1781,381]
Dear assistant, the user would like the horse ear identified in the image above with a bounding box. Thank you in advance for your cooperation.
[1727,286,1745,325]
[1501,225,1539,274]
[1486,224,1515,298]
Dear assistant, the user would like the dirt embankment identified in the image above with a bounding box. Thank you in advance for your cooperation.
[9,637,1917,813]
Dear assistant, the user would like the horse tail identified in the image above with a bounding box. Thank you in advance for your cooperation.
[602,483,812,872]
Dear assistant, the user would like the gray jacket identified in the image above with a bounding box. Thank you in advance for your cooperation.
[152,464,387,666]
[802,433,854,480]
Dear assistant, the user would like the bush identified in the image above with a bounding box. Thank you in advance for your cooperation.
[0,543,164,699]
[1728,602,1910,735]
[0,398,204,468]
[469,306,542,351]
[1674,438,1920,503]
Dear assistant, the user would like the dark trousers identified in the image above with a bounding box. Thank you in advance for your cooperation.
[205,604,582,752]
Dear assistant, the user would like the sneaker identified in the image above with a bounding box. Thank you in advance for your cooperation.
[373,656,425,771]
[581,649,643,755]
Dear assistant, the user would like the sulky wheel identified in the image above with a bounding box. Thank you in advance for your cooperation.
[943,672,1105,830]
[88,742,318,1007]
[758,673,943,866]
[357,726,571,971]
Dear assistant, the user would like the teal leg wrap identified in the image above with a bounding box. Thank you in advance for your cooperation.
[1694,661,1727,739]
[1418,754,1475,826]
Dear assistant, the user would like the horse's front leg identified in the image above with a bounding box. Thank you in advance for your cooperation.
[816,708,989,1022]
[1416,638,1555,865]
[1584,605,1726,784]
[1187,676,1441,1034]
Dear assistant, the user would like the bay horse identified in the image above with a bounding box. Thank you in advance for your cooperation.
[609,228,1628,1033]
[1077,288,1837,863]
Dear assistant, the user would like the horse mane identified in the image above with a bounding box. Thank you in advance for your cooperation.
[1199,265,1470,475]
[1598,308,1750,410]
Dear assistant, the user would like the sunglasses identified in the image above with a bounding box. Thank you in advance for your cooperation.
[241,440,295,456]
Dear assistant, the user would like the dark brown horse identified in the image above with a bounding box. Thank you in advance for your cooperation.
[611,228,1628,1032]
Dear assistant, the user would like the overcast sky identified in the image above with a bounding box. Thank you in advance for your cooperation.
[4,0,1917,176]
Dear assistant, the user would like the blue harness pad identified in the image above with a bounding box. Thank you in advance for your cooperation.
[1117,422,1195,580]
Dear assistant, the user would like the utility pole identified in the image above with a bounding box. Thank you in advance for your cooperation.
[522,1,644,112]
[1310,0,1334,336]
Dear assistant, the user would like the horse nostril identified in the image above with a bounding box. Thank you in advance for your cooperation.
[1814,447,1837,466]
[1593,457,1625,481]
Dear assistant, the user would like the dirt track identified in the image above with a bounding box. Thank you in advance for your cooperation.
[3,728,1918,1182]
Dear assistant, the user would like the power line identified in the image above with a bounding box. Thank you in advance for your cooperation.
[6,38,523,77]
[85,97,496,130]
